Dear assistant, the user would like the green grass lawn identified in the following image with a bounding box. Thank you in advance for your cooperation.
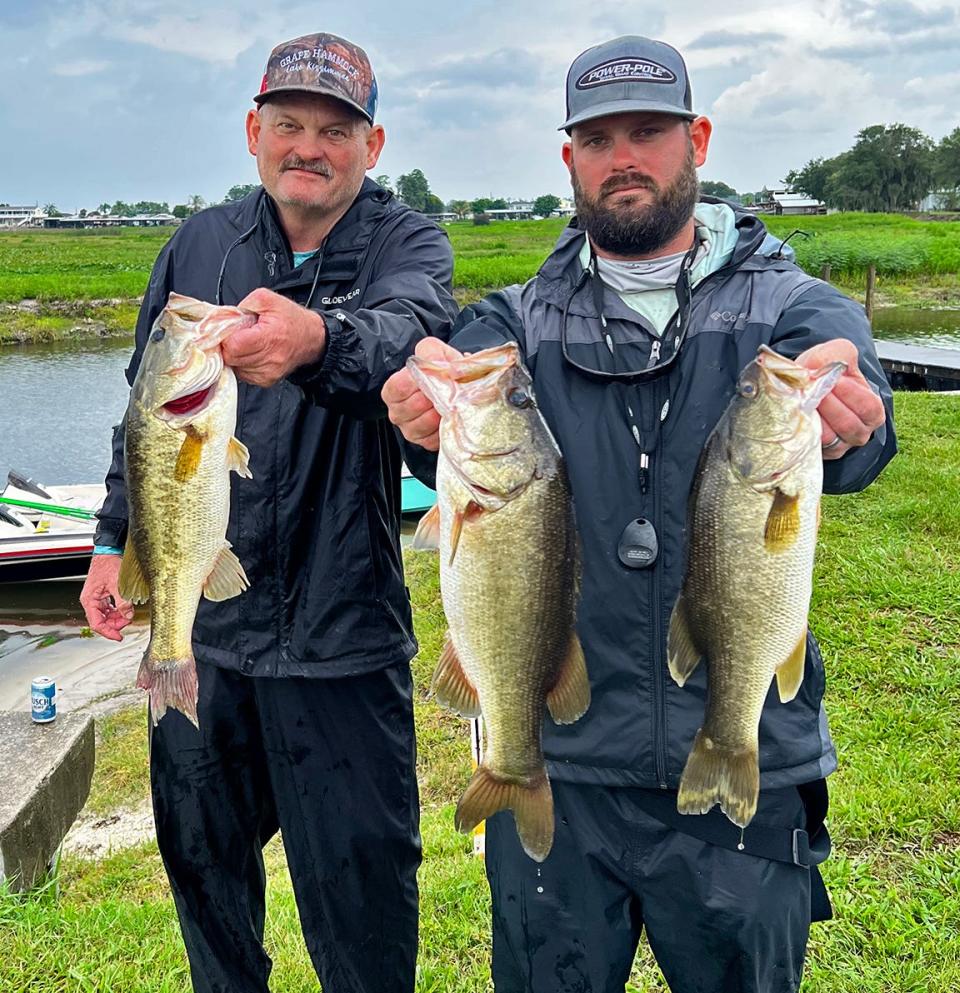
[4,212,960,320]
[1,392,957,991]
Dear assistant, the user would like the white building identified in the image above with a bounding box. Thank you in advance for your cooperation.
[0,205,45,228]
[754,188,826,216]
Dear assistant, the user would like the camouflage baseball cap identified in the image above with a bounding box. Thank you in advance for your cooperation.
[254,33,379,123]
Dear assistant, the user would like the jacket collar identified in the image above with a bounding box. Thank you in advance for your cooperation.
[229,178,396,291]
[534,198,768,317]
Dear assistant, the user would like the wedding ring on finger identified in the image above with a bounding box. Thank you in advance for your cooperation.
[821,435,844,452]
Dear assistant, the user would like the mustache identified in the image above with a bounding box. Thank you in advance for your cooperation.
[600,173,658,198]
[280,156,333,178]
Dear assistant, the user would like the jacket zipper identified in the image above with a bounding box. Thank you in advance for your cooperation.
[650,372,669,788]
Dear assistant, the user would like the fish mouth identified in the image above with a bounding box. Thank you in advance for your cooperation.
[450,460,533,507]
[756,345,811,394]
[157,352,224,423]
[163,383,215,416]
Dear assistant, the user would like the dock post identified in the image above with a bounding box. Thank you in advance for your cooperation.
[865,264,876,324]
[820,264,831,282]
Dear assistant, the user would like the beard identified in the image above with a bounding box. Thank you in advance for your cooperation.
[572,148,700,256]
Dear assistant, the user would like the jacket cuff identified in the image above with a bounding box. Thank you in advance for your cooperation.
[288,310,361,390]
[94,516,128,549]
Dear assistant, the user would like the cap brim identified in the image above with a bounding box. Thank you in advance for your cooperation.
[254,85,373,123]
[559,99,697,131]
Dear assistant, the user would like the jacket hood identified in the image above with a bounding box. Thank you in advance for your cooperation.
[536,196,770,309]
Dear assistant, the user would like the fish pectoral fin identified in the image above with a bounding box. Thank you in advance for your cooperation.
[174,427,205,483]
[202,542,250,602]
[448,502,484,566]
[546,633,591,724]
[429,636,481,717]
[455,766,554,863]
[764,488,801,552]
[412,503,441,552]
[227,436,252,479]
[117,538,150,604]
[667,593,702,687]
[775,630,807,703]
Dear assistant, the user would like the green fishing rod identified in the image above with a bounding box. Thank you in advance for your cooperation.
[0,495,97,521]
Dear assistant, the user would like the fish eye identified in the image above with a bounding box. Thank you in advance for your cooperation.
[738,381,758,399]
[507,387,533,409]
[151,328,166,342]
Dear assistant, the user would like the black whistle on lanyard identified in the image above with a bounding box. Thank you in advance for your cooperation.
[617,518,659,569]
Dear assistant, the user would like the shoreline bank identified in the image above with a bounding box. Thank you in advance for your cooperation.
[3,277,960,347]
[0,299,140,345]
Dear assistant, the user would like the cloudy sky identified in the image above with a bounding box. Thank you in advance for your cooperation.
[3,0,959,210]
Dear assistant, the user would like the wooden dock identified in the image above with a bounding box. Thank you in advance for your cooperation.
[874,341,960,391]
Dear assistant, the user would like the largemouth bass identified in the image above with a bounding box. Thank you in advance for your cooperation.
[409,343,589,862]
[119,293,256,727]
[668,345,846,827]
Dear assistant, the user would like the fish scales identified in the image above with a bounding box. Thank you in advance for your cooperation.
[438,458,576,779]
[119,293,254,728]
[126,368,238,664]
[684,433,820,744]
[669,345,846,828]
[409,342,589,862]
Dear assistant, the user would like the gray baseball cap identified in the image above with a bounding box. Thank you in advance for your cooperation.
[560,36,696,131]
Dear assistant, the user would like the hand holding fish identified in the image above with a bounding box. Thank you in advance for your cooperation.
[382,337,464,451]
[80,553,135,642]
[222,288,326,388]
[795,338,886,459]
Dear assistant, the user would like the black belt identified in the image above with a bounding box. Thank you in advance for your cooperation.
[630,783,831,868]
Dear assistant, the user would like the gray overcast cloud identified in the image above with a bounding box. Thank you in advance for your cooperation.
[2,0,959,209]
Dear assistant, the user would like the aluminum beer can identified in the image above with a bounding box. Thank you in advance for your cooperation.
[31,677,56,723]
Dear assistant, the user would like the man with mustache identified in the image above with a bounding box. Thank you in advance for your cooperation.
[80,31,456,993]
[384,36,894,993]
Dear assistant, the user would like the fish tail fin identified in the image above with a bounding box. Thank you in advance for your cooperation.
[455,765,554,862]
[138,655,199,729]
[677,730,759,828]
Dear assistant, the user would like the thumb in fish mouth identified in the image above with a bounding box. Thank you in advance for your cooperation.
[804,359,847,408]
[406,343,522,417]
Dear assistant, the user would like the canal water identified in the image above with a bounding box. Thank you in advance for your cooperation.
[0,307,958,694]
[2,308,958,489]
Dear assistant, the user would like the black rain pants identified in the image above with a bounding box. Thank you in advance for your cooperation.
[149,660,421,993]
[486,779,829,993]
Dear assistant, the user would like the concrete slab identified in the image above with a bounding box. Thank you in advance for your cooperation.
[0,711,95,892]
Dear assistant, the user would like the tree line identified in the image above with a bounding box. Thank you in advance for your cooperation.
[786,124,959,212]
[37,122,960,222]
[374,171,562,218]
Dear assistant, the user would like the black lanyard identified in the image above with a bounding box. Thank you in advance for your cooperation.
[560,238,698,385]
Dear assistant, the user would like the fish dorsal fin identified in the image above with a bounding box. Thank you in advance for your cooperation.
[430,635,480,717]
[118,538,150,604]
[174,427,205,483]
[202,542,249,602]
[764,488,801,552]
[227,436,252,479]
[667,593,702,687]
[776,630,807,703]
[546,632,591,724]
[412,503,441,552]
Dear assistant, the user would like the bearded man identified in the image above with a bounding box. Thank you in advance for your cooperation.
[383,36,895,993]
[80,31,456,993]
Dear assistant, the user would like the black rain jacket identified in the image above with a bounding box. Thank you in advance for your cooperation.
[96,179,457,677]
[407,204,896,789]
